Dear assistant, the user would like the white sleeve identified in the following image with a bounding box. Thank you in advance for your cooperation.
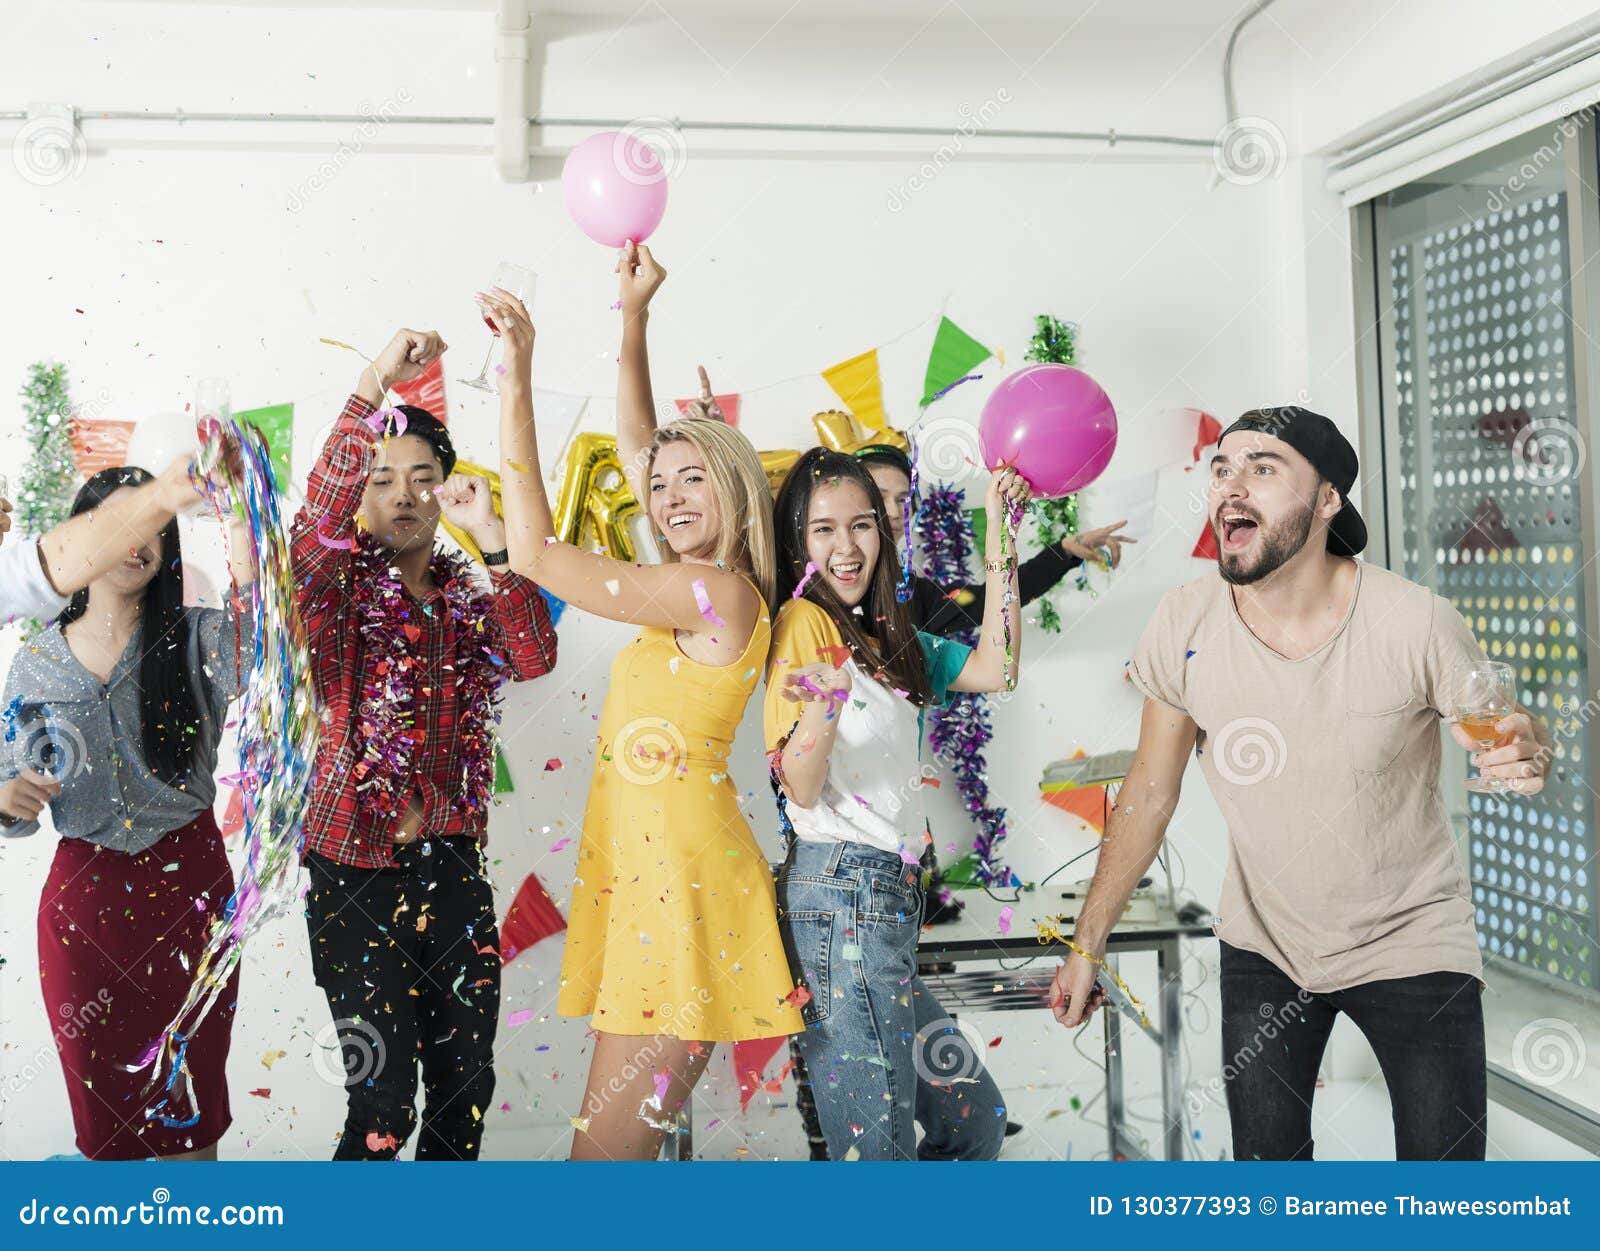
[0,538,70,627]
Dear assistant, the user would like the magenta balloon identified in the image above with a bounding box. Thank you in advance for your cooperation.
[561,131,670,247]
[977,364,1118,497]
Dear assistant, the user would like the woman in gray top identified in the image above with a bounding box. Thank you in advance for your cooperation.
[0,466,254,1160]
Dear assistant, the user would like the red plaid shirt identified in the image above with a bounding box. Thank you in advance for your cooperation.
[291,394,557,869]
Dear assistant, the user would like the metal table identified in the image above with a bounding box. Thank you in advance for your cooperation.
[915,890,1214,1160]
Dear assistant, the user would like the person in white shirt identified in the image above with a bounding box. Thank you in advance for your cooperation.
[0,456,201,627]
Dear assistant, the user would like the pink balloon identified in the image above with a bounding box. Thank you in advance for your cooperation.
[978,364,1118,498]
[561,131,670,247]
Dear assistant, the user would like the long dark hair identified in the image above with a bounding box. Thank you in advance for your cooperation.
[773,447,932,706]
[57,466,202,787]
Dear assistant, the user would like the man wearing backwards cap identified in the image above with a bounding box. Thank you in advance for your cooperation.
[1048,407,1550,1160]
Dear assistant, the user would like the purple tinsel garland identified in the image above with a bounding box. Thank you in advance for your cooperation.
[917,485,1009,884]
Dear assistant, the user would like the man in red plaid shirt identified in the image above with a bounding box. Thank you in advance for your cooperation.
[292,327,557,1162]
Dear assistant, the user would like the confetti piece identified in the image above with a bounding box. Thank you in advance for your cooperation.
[315,529,355,550]
[247,1088,272,1099]
[792,561,819,598]
[366,1132,399,1153]
[785,986,812,1008]
[570,1116,592,1133]
[692,578,726,626]
[1184,649,1197,660]
[543,757,562,772]
[605,579,620,596]
[998,906,1014,935]
[818,644,852,668]
[507,1008,534,1027]
[508,461,532,473]
[261,1050,286,1070]
[841,942,863,961]
[549,837,572,853]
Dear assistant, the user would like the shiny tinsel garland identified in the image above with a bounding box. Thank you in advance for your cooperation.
[918,484,1009,884]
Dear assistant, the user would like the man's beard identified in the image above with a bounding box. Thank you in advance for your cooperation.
[1216,502,1315,586]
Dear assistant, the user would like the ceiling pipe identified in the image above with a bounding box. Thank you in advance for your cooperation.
[495,0,532,182]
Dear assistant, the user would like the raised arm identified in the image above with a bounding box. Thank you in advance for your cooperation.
[289,329,446,607]
[947,467,1030,692]
[615,243,669,501]
[484,286,762,639]
[1048,696,1198,1027]
[36,456,202,598]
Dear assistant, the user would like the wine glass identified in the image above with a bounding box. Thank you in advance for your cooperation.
[460,262,537,393]
[1454,661,1518,793]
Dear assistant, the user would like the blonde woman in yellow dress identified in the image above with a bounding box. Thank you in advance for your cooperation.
[482,247,803,1161]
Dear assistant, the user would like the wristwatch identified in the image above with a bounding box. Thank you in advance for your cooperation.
[481,548,510,567]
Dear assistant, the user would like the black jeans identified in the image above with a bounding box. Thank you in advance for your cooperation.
[305,839,500,1161]
[1219,941,1486,1160]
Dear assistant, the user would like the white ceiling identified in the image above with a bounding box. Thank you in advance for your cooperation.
[170,0,1267,28]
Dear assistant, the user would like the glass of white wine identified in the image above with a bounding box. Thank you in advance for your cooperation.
[1453,661,1517,793]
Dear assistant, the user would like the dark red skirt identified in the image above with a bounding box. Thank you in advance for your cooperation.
[37,811,239,1159]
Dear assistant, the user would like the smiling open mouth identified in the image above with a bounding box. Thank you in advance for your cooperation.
[1220,512,1259,550]
[667,512,701,530]
[829,560,863,583]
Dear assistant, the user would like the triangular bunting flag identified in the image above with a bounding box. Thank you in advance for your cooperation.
[237,403,294,486]
[393,358,449,422]
[1041,783,1109,833]
[69,416,136,477]
[500,870,567,965]
[673,393,741,427]
[821,349,887,433]
[733,1036,790,1112]
[493,747,514,795]
[1190,409,1222,461]
[922,317,992,407]
[1192,518,1218,561]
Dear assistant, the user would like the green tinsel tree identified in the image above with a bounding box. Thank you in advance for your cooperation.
[1024,315,1083,632]
[17,362,78,536]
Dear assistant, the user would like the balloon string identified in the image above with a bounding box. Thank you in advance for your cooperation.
[999,497,1023,691]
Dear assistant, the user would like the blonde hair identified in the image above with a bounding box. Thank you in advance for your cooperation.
[648,417,777,610]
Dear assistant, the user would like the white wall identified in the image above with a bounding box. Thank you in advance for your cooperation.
[0,0,1588,1160]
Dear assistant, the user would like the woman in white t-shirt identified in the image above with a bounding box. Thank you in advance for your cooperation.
[763,447,1029,1161]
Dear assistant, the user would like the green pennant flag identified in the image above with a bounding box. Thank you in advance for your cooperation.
[921,316,992,408]
[494,746,514,795]
[967,507,987,558]
[236,402,294,486]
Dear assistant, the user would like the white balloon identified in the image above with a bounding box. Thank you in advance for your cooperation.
[124,411,199,473]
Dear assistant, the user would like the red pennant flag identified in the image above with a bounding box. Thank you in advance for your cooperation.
[1192,518,1218,561]
[1190,409,1222,461]
[674,393,740,427]
[220,786,245,838]
[393,358,449,422]
[732,1036,789,1111]
[70,417,136,477]
[499,870,567,965]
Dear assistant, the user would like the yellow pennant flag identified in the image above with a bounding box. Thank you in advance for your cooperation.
[820,349,887,433]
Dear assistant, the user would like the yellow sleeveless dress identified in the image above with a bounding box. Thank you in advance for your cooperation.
[557,599,804,1041]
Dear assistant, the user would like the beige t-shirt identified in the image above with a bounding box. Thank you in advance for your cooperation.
[1128,560,1488,993]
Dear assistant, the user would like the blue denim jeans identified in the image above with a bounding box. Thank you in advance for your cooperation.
[777,839,1006,1161]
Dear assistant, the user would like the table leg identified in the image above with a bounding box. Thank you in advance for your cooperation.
[1159,936,1184,1161]
[1104,953,1130,1159]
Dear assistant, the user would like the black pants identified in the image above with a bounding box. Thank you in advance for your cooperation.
[1219,941,1486,1160]
[305,839,500,1161]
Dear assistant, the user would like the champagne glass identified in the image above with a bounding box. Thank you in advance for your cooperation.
[460,262,537,393]
[1454,661,1518,793]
